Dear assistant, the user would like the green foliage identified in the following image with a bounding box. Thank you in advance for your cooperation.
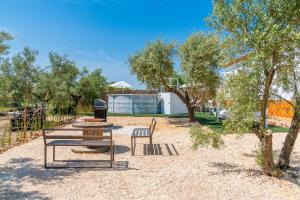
[190,125,224,149]
[222,69,261,134]
[209,0,299,134]
[129,35,221,122]
[0,34,108,112]
[46,53,80,110]
[255,144,264,167]
[129,39,175,89]
[209,0,299,65]
[0,31,13,56]
[178,32,220,96]
[34,53,107,111]
[0,47,39,107]
[77,67,107,106]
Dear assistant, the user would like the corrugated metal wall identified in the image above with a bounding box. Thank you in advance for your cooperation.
[108,94,158,114]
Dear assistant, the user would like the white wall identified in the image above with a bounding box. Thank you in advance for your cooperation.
[159,92,171,114]
[159,92,188,114]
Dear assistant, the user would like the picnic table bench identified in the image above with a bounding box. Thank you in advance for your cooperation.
[42,128,114,168]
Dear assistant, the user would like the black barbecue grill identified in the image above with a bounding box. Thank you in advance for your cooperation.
[93,99,107,121]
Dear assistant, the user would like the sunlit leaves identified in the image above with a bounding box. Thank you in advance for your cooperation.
[129,39,175,89]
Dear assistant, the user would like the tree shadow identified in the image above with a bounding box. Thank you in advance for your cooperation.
[167,118,198,128]
[0,157,136,199]
[208,161,263,177]
[209,161,300,187]
[0,185,48,200]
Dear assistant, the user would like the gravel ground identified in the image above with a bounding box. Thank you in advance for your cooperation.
[0,117,300,200]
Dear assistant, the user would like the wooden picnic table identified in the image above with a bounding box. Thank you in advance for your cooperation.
[72,122,113,153]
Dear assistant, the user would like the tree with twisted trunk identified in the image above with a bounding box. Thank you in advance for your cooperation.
[210,0,299,176]
[128,34,220,122]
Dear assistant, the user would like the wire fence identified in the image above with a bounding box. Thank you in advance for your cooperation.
[0,106,76,152]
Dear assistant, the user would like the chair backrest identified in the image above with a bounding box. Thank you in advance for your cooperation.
[42,128,112,145]
[149,118,157,135]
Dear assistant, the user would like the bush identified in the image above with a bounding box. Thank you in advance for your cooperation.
[190,125,224,149]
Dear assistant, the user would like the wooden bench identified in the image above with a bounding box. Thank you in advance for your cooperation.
[42,128,114,168]
[131,118,156,155]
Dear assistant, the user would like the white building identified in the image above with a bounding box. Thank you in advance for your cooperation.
[159,92,188,114]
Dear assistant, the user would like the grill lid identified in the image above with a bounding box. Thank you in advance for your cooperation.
[93,99,106,108]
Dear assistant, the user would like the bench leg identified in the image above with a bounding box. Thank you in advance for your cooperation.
[53,146,56,161]
[44,145,47,168]
[112,144,115,161]
[110,145,114,168]
[131,136,134,156]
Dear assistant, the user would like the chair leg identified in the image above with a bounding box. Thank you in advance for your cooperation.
[44,145,47,168]
[150,137,153,155]
[53,146,56,161]
[134,137,137,155]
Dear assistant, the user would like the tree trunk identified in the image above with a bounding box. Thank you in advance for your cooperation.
[165,85,196,122]
[259,69,276,176]
[262,131,275,175]
[277,97,300,170]
[187,105,195,122]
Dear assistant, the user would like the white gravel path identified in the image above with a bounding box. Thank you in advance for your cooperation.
[0,118,300,200]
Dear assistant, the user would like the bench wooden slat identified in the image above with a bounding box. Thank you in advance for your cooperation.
[43,128,112,133]
[47,139,111,146]
[45,135,111,140]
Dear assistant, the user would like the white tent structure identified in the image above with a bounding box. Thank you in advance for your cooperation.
[109,81,133,89]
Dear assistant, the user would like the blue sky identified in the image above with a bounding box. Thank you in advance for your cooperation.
[0,0,213,88]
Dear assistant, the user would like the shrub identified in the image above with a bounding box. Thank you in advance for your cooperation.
[190,125,224,149]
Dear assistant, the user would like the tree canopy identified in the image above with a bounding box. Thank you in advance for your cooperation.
[129,33,221,121]
[0,36,108,112]
[209,0,300,176]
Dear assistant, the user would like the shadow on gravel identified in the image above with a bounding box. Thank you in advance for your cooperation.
[0,157,136,199]
[209,161,263,177]
[209,161,300,187]
[143,143,179,156]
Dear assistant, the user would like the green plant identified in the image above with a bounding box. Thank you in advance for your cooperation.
[255,144,264,167]
[190,125,224,149]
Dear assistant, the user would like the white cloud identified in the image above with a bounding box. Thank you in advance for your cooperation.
[74,49,122,65]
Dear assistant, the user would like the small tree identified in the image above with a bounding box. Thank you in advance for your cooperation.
[0,31,13,106]
[129,36,220,122]
[6,47,39,108]
[76,67,108,107]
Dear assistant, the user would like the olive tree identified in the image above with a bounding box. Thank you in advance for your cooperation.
[178,33,220,115]
[129,35,220,122]
[209,0,299,176]
[2,47,39,107]
[0,31,13,106]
